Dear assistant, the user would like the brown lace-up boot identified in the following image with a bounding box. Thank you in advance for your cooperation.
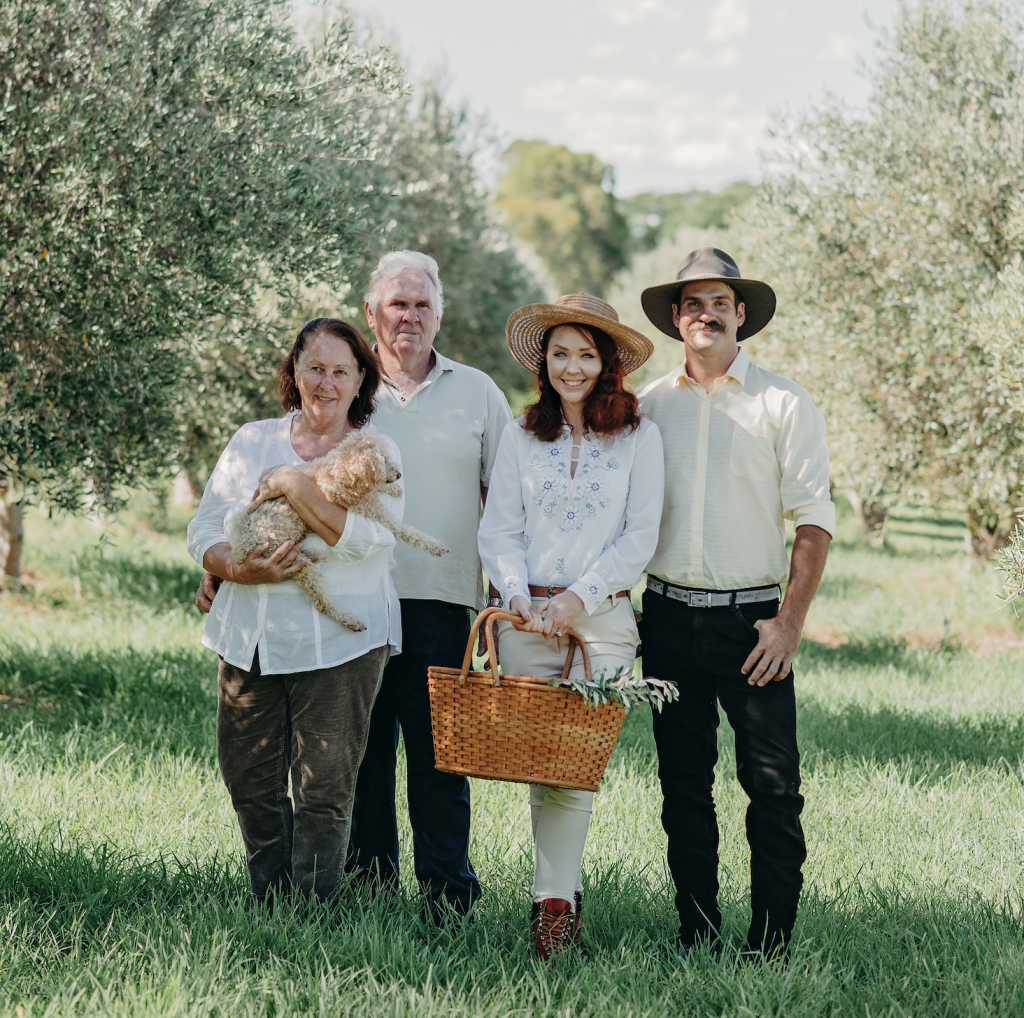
[571,891,583,947]
[531,898,574,961]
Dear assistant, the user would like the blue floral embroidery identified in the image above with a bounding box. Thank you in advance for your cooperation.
[527,432,620,532]
[555,557,565,574]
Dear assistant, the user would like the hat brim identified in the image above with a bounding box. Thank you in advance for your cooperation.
[506,304,655,375]
[640,276,776,342]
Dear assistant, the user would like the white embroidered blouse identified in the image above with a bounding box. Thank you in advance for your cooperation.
[186,414,403,674]
[477,416,665,615]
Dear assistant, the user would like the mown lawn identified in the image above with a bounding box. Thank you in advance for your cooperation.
[2,499,1024,1016]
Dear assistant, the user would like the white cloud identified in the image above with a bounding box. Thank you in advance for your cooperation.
[815,32,858,63]
[520,73,767,180]
[706,0,750,42]
[607,0,680,27]
[589,42,621,58]
[676,46,740,69]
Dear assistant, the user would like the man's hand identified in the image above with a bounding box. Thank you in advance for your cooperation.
[195,571,221,614]
[740,524,832,687]
[741,614,802,686]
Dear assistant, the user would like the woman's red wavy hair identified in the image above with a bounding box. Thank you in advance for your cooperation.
[521,324,641,442]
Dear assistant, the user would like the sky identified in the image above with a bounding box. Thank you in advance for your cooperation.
[339,0,901,195]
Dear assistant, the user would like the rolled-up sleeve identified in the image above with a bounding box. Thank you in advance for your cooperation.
[778,390,836,536]
[568,421,666,614]
[477,423,530,604]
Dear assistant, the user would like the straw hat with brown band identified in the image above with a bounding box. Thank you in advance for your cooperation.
[506,293,654,376]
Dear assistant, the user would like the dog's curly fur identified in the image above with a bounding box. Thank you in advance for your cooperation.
[228,430,447,631]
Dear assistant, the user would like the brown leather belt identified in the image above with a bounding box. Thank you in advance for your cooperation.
[488,582,630,601]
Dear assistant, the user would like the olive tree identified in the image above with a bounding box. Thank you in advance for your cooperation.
[495,140,629,299]
[752,0,1024,554]
[0,0,401,575]
[373,86,544,393]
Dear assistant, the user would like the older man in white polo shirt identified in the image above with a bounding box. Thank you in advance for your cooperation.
[346,250,512,921]
[636,248,834,959]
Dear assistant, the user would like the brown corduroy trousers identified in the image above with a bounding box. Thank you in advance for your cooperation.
[217,645,389,903]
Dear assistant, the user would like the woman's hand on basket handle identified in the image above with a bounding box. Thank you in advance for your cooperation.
[509,595,546,633]
[538,591,585,639]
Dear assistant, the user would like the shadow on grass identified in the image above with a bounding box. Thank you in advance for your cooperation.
[618,640,1023,778]
[798,636,956,675]
[26,542,205,612]
[68,545,205,611]
[0,642,218,759]
[798,698,1024,773]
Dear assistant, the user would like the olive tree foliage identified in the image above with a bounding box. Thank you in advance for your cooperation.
[177,83,546,495]
[748,0,1024,555]
[0,0,401,526]
[370,87,543,393]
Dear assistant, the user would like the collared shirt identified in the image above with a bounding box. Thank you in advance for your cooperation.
[370,347,513,609]
[636,347,835,591]
[186,414,403,674]
[478,417,664,615]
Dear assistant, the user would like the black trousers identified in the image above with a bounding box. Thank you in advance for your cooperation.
[346,599,482,915]
[641,589,806,950]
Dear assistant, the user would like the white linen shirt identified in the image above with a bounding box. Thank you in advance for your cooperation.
[186,414,403,674]
[477,417,665,615]
[370,348,513,609]
[636,347,835,591]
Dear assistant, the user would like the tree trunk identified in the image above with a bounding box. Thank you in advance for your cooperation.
[846,490,889,548]
[0,498,23,582]
[966,506,1013,558]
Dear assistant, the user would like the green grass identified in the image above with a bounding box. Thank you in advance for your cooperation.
[2,502,1024,1016]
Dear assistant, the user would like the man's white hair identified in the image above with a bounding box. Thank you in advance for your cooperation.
[365,250,444,320]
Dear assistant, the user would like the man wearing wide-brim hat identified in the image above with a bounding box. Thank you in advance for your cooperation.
[635,248,835,958]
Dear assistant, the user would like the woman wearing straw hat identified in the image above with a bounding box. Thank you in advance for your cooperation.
[477,294,665,959]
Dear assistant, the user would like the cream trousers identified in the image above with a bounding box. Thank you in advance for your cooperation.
[498,596,638,906]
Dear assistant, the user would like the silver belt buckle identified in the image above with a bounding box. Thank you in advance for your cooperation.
[689,591,709,608]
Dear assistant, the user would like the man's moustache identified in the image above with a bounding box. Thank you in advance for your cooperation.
[694,321,726,333]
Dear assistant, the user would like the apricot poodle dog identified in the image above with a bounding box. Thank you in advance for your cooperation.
[228,430,446,631]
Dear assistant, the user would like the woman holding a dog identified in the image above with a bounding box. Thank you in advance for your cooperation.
[187,317,403,906]
[477,295,665,958]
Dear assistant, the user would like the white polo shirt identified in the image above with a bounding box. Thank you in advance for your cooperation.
[371,348,513,609]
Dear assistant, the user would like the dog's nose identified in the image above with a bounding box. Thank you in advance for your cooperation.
[394,472,402,481]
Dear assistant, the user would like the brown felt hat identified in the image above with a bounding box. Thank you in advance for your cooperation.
[506,294,654,375]
[641,247,776,342]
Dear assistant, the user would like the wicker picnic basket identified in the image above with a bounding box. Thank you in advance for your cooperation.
[427,607,626,792]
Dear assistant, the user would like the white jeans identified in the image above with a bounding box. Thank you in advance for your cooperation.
[498,596,638,906]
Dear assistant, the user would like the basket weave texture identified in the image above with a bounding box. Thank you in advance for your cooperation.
[427,607,626,792]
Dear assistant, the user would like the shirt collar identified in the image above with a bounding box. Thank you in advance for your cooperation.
[677,347,750,389]
[375,346,453,393]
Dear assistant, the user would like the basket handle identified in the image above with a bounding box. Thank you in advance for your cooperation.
[461,606,592,686]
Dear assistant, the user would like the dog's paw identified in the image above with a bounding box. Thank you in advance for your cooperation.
[427,542,448,557]
[337,613,367,632]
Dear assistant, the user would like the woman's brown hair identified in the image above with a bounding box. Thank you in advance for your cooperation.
[521,324,641,442]
[278,318,380,428]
